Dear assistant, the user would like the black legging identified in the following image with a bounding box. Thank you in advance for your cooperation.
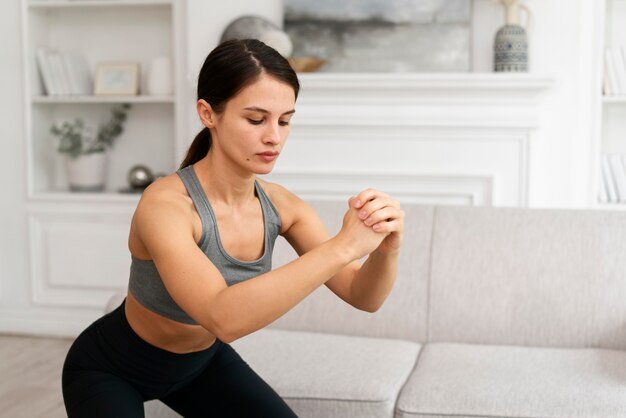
[62,300,297,418]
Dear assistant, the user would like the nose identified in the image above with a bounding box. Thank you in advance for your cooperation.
[263,121,281,145]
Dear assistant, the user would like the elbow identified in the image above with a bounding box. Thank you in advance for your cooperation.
[216,332,237,344]
[203,310,242,344]
[361,304,381,314]
[207,322,239,344]
[355,300,383,313]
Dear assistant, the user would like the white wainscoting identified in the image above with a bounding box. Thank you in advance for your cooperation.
[263,73,552,207]
[28,203,135,309]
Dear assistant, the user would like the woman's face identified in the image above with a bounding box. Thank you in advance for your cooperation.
[204,72,296,175]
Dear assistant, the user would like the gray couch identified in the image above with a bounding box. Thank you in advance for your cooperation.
[133,202,626,418]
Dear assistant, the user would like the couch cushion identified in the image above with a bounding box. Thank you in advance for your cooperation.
[429,206,626,349]
[145,400,180,418]
[396,343,626,418]
[231,328,421,418]
[270,201,434,343]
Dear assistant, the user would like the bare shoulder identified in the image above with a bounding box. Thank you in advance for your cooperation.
[137,173,190,213]
[132,172,197,241]
[256,179,315,234]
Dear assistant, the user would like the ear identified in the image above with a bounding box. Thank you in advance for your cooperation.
[196,99,216,128]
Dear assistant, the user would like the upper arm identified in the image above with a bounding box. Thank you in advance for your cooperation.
[133,190,227,330]
[275,187,360,304]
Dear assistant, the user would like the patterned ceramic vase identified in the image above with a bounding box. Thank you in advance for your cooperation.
[494,24,528,72]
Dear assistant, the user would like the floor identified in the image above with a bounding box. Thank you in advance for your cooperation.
[0,334,72,418]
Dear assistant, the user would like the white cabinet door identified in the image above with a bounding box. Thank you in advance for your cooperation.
[29,205,134,309]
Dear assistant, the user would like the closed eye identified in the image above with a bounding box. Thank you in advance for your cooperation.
[247,119,263,125]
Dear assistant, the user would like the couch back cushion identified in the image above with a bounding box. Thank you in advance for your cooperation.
[428,206,626,349]
[269,201,433,343]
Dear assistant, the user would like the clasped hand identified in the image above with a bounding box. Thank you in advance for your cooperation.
[340,189,405,259]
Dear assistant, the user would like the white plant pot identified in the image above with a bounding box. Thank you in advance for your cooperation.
[65,152,109,192]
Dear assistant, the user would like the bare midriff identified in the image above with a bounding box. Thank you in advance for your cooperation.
[124,291,217,354]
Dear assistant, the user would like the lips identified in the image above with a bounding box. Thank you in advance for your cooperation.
[257,151,279,162]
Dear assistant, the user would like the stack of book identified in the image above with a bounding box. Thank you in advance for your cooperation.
[604,46,626,96]
[36,46,92,96]
[600,153,626,204]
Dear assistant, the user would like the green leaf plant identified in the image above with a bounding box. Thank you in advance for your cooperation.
[51,103,131,159]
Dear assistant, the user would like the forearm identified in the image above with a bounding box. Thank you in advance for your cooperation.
[207,237,354,342]
[349,249,399,313]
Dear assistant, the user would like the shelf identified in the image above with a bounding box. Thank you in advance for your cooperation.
[296,72,553,110]
[28,0,172,8]
[298,72,553,91]
[29,191,142,204]
[596,202,626,210]
[32,95,175,104]
[602,96,626,104]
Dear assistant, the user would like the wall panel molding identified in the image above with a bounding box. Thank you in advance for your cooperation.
[275,73,550,207]
[263,171,494,206]
[29,206,134,309]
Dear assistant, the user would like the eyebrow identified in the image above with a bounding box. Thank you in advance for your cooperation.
[244,106,296,116]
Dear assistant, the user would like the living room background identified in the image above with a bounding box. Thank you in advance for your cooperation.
[0,0,611,336]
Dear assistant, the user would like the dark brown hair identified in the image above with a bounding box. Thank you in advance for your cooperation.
[180,39,300,169]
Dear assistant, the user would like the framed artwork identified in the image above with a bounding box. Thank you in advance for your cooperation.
[284,0,472,72]
[94,62,140,95]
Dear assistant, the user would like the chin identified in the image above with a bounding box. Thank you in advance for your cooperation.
[255,166,275,175]
[249,162,277,175]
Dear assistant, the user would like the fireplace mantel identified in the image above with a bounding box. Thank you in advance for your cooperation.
[266,73,553,207]
[297,73,551,101]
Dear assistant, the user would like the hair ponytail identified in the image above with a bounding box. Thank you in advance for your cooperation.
[179,127,211,169]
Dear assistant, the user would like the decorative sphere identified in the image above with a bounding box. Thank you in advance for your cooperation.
[221,16,293,57]
[127,165,154,188]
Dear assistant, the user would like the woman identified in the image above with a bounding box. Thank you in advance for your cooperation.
[62,39,404,417]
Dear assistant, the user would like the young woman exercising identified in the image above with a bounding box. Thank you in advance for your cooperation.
[62,39,405,417]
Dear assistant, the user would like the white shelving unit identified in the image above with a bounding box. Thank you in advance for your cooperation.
[18,0,186,319]
[22,0,185,198]
[593,0,626,209]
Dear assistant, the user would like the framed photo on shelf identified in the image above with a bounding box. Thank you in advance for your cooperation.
[94,62,140,96]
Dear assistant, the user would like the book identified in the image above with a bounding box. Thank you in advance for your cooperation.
[604,48,619,95]
[602,154,618,203]
[608,153,626,202]
[61,52,80,95]
[612,47,626,95]
[49,51,70,96]
[598,164,609,203]
[70,53,93,95]
[604,59,613,96]
[35,47,58,96]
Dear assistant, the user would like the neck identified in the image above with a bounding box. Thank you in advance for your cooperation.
[192,150,256,207]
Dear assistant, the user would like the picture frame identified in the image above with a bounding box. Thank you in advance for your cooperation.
[94,62,140,96]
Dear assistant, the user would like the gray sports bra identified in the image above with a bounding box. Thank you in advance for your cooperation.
[128,165,281,325]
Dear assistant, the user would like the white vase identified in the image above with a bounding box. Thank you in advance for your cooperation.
[65,152,108,192]
[146,56,173,96]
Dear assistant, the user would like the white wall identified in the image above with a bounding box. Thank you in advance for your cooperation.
[473,0,595,208]
[0,2,30,319]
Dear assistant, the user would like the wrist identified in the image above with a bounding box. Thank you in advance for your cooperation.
[373,245,401,258]
[328,234,359,264]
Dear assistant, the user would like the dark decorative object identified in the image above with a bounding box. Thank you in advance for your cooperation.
[128,165,154,188]
[494,0,530,72]
[119,164,154,193]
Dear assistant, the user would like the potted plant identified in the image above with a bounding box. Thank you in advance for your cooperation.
[50,103,131,192]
